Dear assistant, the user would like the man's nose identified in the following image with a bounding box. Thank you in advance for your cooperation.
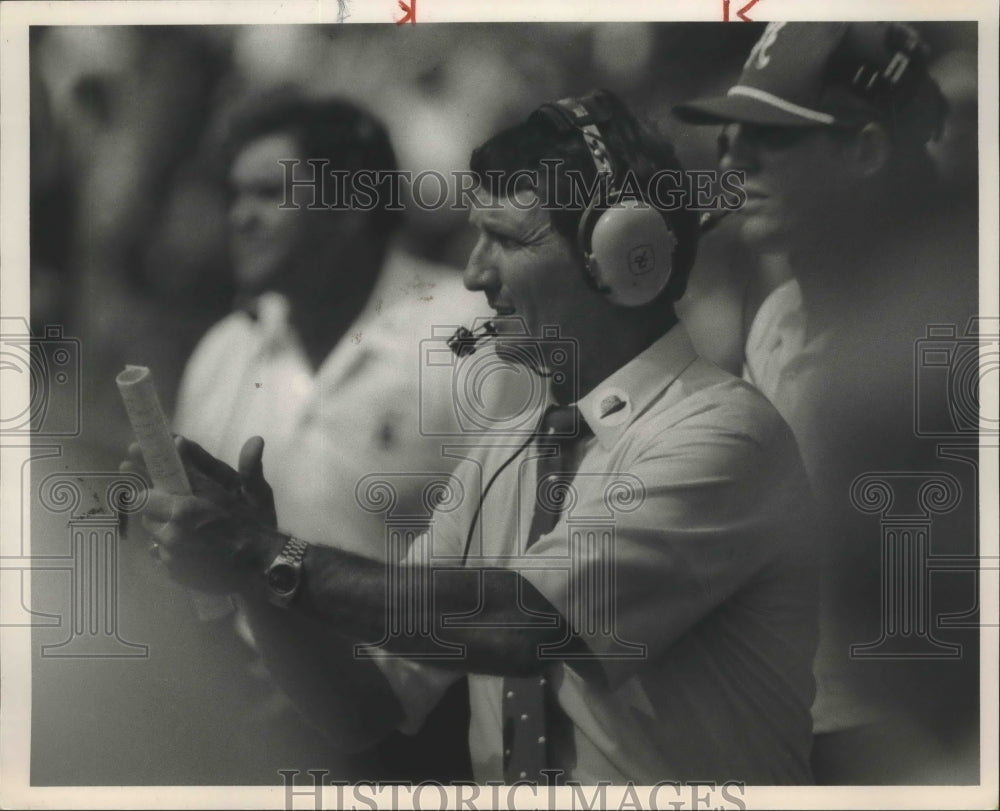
[228,196,257,232]
[718,124,758,171]
[462,237,497,292]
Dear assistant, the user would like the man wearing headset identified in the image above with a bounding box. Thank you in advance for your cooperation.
[128,90,820,784]
[674,23,978,782]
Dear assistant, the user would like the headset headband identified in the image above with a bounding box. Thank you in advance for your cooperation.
[534,93,619,192]
[530,92,680,308]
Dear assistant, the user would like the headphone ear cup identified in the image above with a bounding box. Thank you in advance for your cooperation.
[584,199,678,307]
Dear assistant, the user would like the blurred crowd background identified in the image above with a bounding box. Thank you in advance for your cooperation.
[29,22,978,456]
[24,22,981,786]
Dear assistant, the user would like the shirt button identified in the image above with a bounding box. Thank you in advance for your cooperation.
[504,748,511,756]
[539,677,547,686]
[506,690,515,699]
[519,771,528,779]
[520,713,529,721]
[537,736,546,744]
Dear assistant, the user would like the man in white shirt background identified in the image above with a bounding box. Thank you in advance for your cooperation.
[675,22,980,783]
[172,89,503,781]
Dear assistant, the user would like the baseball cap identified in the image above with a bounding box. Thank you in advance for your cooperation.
[674,22,946,139]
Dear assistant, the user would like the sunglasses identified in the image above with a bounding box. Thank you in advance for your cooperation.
[716,123,824,157]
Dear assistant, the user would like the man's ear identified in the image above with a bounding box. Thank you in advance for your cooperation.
[851,121,891,179]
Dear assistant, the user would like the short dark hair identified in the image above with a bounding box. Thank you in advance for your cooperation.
[219,87,403,234]
[469,90,699,304]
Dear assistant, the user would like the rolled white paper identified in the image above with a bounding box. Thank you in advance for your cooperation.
[117,364,234,621]
[116,365,193,495]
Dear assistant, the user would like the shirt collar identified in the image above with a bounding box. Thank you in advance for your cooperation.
[576,323,699,451]
[239,292,350,369]
[236,292,295,350]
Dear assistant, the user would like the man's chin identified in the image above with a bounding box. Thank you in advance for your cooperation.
[491,323,558,378]
[736,212,791,250]
[235,263,284,297]
[491,326,542,370]
[489,314,529,336]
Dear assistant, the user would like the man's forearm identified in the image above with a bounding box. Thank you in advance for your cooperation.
[239,592,405,752]
[248,528,579,676]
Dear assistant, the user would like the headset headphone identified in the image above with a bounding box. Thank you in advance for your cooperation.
[533,91,679,308]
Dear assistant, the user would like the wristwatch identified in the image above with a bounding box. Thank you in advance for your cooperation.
[264,535,309,607]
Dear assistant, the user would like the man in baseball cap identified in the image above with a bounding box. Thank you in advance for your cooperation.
[675,22,946,133]
[675,21,947,252]
[675,23,977,784]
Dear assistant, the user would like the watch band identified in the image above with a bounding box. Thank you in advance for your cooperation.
[264,535,309,607]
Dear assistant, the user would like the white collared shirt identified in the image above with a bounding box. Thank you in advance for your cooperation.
[741,279,884,735]
[742,278,832,484]
[174,251,504,557]
[390,323,819,784]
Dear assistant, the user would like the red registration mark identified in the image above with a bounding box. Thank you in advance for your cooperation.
[723,0,760,22]
[395,0,416,24]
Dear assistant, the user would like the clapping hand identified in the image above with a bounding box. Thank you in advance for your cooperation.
[121,436,281,594]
